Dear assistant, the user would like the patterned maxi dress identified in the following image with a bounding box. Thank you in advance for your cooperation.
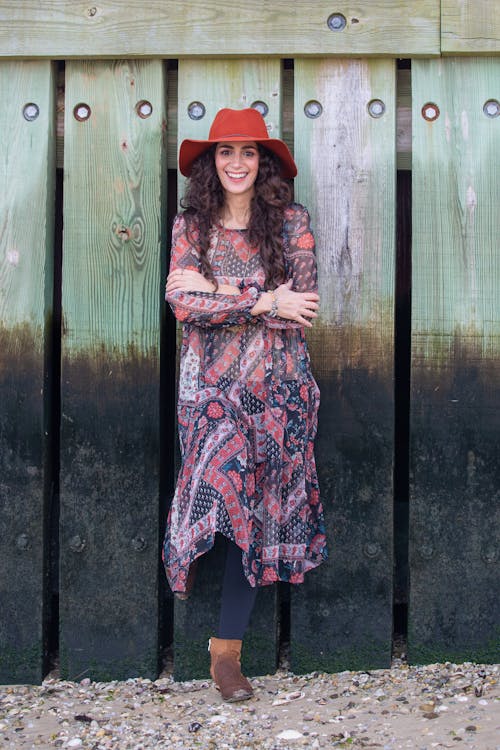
[163,202,327,594]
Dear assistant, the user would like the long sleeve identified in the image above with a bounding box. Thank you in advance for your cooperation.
[166,214,261,328]
[262,204,319,330]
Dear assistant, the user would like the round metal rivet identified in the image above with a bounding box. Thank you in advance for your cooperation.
[16,533,30,551]
[73,103,91,122]
[187,101,206,121]
[482,547,497,563]
[69,534,86,553]
[327,13,347,31]
[364,542,381,558]
[131,536,147,552]
[422,102,440,121]
[368,99,386,118]
[136,99,153,119]
[23,103,40,122]
[304,100,323,119]
[420,544,434,559]
[251,100,269,117]
[483,99,500,118]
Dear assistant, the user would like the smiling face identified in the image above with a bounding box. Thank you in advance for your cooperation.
[214,141,260,199]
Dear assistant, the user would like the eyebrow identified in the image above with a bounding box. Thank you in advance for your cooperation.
[217,143,257,150]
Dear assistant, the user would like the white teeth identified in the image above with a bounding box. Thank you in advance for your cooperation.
[227,172,247,179]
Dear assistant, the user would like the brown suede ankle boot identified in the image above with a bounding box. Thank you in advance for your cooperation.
[209,637,254,702]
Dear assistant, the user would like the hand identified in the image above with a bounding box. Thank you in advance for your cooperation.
[166,268,216,294]
[274,280,320,328]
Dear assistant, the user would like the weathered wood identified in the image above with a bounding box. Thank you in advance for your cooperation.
[60,60,166,680]
[291,59,396,673]
[0,1,440,58]
[409,58,500,664]
[442,0,500,54]
[0,61,55,683]
[397,69,411,170]
[59,65,413,173]
[172,59,282,681]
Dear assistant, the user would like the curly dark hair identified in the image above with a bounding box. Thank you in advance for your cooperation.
[180,144,292,289]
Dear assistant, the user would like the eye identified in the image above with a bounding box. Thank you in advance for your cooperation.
[219,148,231,157]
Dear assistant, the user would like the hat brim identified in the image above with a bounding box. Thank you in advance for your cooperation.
[179,136,297,179]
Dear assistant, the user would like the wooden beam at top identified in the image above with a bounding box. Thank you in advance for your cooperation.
[0,0,440,58]
[442,0,500,54]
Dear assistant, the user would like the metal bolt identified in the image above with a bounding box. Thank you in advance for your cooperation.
[23,103,40,122]
[87,7,97,17]
[187,101,206,121]
[363,542,381,558]
[251,100,269,117]
[420,544,434,559]
[131,536,147,552]
[368,99,386,118]
[483,99,500,118]
[481,547,497,564]
[422,102,440,121]
[69,535,86,553]
[15,533,30,551]
[304,100,323,119]
[327,13,347,31]
[73,103,91,122]
[136,99,153,119]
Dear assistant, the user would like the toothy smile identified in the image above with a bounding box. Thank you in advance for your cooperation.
[226,172,248,179]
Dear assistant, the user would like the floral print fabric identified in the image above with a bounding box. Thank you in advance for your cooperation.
[163,203,328,593]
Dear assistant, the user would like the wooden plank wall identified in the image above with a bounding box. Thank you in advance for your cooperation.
[0,61,55,683]
[291,59,396,672]
[1,0,500,685]
[409,58,500,663]
[59,60,166,680]
[0,1,441,57]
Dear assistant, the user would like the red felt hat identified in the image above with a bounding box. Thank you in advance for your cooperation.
[178,107,297,179]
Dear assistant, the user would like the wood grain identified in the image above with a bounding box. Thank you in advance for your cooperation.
[59,60,166,680]
[442,0,500,54]
[0,61,55,683]
[409,58,500,664]
[291,59,396,673]
[0,0,440,58]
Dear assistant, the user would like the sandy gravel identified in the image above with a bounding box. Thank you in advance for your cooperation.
[0,657,499,749]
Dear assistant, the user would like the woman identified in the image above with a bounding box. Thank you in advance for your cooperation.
[163,107,327,701]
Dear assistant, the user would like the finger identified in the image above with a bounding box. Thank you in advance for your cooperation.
[297,315,313,328]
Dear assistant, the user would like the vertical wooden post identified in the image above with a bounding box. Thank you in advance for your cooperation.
[0,61,55,683]
[410,58,500,663]
[60,60,166,680]
[291,59,396,672]
[172,60,282,680]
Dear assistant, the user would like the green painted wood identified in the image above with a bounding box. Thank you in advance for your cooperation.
[60,60,166,681]
[0,1,440,58]
[0,61,55,683]
[172,59,282,681]
[409,58,500,665]
[442,0,500,54]
[291,59,396,673]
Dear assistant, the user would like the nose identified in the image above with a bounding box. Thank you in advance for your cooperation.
[230,149,243,166]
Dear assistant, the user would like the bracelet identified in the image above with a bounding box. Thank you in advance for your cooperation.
[267,290,278,318]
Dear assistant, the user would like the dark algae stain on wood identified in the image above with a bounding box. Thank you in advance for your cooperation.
[409,354,500,664]
[59,347,160,680]
[0,325,50,683]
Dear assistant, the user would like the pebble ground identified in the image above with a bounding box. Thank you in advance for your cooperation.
[0,655,498,749]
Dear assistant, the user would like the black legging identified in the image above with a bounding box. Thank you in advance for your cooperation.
[217,540,258,640]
